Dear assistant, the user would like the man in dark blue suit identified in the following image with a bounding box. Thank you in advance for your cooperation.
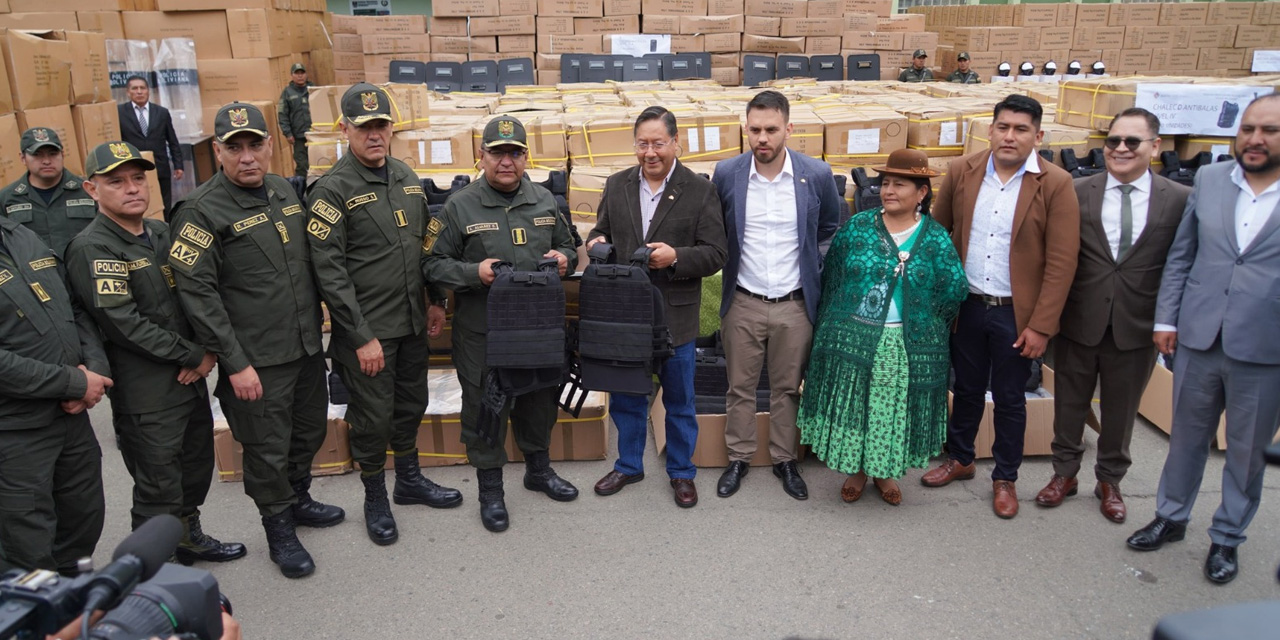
[118,75,183,219]
[711,91,841,501]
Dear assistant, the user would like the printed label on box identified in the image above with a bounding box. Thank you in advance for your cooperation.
[846,128,879,154]
[1135,83,1271,136]
[431,140,453,165]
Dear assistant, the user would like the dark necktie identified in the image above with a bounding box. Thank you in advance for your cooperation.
[1117,184,1135,259]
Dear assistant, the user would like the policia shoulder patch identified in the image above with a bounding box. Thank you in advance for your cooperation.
[311,199,342,224]
[179,223,213,249]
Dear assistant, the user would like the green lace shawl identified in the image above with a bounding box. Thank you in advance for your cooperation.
[802,207,968,448]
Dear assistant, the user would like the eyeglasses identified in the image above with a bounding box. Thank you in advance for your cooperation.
[634,140,671,152]
[485,148,527,160]
[1104,136,1156,151]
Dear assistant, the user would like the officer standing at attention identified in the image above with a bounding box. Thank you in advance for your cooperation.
[168,102,343,579]
[278,62,313,178]
[422,115,579,533]
[947,52,981,84]
[0,206,112,575]
[0,127,96,258]
[64,141,245,565]
[307,83,460,547]
[899,50,934,83]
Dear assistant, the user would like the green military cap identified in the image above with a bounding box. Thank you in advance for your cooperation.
[291,62,306,73]
[481,115,528,150]
[84,141,156,177]
[214,102,270,142]
[341,83,394,125]
[20,127,62,154]
[957,51,970,61]
[913,49,928,59]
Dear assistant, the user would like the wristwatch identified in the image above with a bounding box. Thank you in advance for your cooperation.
[430,298,448,310]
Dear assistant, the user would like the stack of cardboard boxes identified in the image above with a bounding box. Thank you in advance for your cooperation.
[911,2,1275,81]
[328,13,429,85]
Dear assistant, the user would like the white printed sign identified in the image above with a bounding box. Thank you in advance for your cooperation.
[703,127,720,152]
[610,35,670,58]
[686,128,700,153]
[430,140,452,165]
[1135,83,1274,136]
[1252,50,1280,73]
[940,121,962,147]
[846,129,880,154]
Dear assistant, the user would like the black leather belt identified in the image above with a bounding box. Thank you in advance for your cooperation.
[968,293,1013,307]
[737,285,803,303]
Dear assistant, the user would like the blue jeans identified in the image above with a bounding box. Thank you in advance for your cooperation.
[610,340,698,480]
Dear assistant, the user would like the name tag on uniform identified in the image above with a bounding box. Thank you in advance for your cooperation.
[511,228,527,245]
[66,199,96,207]
[5,203,31,214]
[346,193,377,209]
[311,199,342,224]
[533,217,556,227]
[466,223,499,234]
[93,260,127,277]
[30,282,51,302]
[29,257,56,271]
[179,223,213,249]
[126,258,151,271]
[0,270,11,287]
[282,204,303,216]
[394,210,407,227]
[404,186,424,196]
[233,213,269,233]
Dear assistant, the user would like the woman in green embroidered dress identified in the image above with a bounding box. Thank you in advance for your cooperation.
[798,149,967,505]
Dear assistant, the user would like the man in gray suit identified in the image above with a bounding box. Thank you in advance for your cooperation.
[1126,95,1280,585]
[587,106,727,508]
[1036,108,1190,524]
[712,91,842,501]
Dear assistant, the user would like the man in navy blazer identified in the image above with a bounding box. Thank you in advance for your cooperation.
[118,75,183,219]
[711,91,841,501]
[1127,95,1280,585]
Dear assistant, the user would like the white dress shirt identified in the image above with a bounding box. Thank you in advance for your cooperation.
[963,152,1040,296]
[1153,164,1280,333]
[638,161,677,239]
[738,149,802,298]
[1102,170,1152,260]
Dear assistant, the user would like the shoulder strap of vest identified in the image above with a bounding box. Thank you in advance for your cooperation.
[629,246,653,268]
[587,242,615,264]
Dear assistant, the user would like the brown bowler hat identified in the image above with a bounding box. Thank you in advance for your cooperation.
[873,148,940,179]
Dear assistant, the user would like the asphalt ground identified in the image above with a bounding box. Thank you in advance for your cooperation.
[83,387,1279,640]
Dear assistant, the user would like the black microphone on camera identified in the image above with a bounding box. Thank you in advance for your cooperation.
[81,514,184,615]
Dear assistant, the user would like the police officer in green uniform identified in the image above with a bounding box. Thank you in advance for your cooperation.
[947,51,981,84]
[168,102,343,579]
[0,127,96,258]
[898,49,934,83]
[278,63,313,178]
[0,210,111,575]
[307,83,460,547]
[64,141,246,566]
[421,115,579,533]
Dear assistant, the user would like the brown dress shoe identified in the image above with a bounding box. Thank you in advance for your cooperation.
[1095,482,1127,523]
[992,480,1018,519]
[921,459,976,487]
[1034,475,1078,507]
[671,478,698,508]
[594,470,644,496]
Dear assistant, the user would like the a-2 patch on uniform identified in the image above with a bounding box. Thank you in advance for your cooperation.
[169,241,202,268]
[95,279,128,296]
[311,199,342,224]
[307,218,331,241]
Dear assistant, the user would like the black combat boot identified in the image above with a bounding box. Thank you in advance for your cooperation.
[523,450,579,502]
[174,512,247,566]
[392,451,463,508]
[261,510,314,579]
[477,468,509,532]
[291,474,346,527]
[361,472,398,546]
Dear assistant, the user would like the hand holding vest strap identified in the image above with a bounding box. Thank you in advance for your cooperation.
[587,241,615,265]
[629,246,654,269]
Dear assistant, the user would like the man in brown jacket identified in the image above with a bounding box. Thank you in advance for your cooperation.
[921,95,1080,519]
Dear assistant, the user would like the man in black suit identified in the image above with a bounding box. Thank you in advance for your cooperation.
[118,75,183,219]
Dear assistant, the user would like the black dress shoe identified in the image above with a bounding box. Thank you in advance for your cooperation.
[773,461,808,500]
[1126,517,1186,551]
[717,461,749,498]
[1204,543,1239,584]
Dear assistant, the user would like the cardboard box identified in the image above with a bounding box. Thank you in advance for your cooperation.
[500,0,537,15]
[901,103,991,157]
[1117,49,1153,74]
[498,35,537,53]
[225,9,289,59]
[352,15,426,35]
[537,16,575,36]
[680,14,743,34]
[430,36,497,55]
[707,0,742,14]
[0,113,23,186]
[1108,3,1160,28]
[16,104,81,175]
[198,58,281,106]
[805,36,840,55]
[70,100,119,165]
[77,11,126,40]
[471,15,537,36]
[1159,2,1208,27]
[9,0,127,10]
[1,30,72,112]
[390,127,476,176]
[780,17,839,37]
[843,0,891,18]
[332,50,363,71]
[1234,26,1279,50]
[156,0,270,9]
[1198,48,1246,72]
[536,34,603,54]
[744,0,805,18]
[0,13,80,31]
[1012,4,1057,28]
[577,15,640,35]
[121,11,232,60]
[745,15,779,37]
[605,0,642,14]
[875,14,924,33]
[434,0,500,18]
[1073,4,1110,29]
[650,387,784,467]
[1126,26,1179,51]
[541,0,605,17]
[705,32,741,53]
[956,366,1058,459]
[641,0,706,16]
[216,412,352,482]
[842,32,902,51]
[741,33,805,54]
[568,164,614,220]
[819,107,907,169]
[1205,3,1254,27]
[361,35,430,55]
[504,395,608,463]
[1182,25,1239,50]
[710,66,739,86]
[56,30,110,106]
[1073,27,1125,51]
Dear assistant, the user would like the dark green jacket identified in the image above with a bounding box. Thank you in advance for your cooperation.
[277,81,313,140]
[0,216,109,430]
[421,175,578,333]
[167,172,323,374]
[898,67,934,83]
[65,215,206,414]
[947,70,980,84]
[307,154,445,359]
[0,170,95,258]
